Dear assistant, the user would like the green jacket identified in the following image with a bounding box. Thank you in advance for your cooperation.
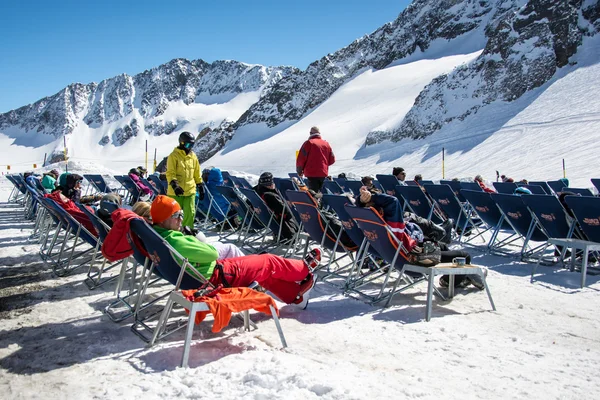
[153,226,217,279]
[166,147,202,196]
[41,174,56,192]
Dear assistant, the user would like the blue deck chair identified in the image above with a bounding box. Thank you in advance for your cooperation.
[344,180,363,196]
[345,205,495,319]
[521,194,578,279]
[493,182,518,194]
[321,195,384,295]
[128,218,211,342]
[286,190,357,271]
[147,174,168,195]
[119,175,142,204]
[323,180,345,195]
[372,180,385,192]
[546,180,568,194]
[333,177,348,192]
[405,180,418,186]
[288,172,304,184]
[238,187,290,252]
[460,189,518,254]
[196,185,231,231]
[424,184,481,243]
[228,175,244,189]
[141,178,161,197]
[528,181,554,194]
[395,185,443,223]
[561,196,600,286]
[562,187,594,197]
[440,180,466,202]
[76,204,128,290]
[419,180,434,185]
[491,193,548,260]
[375,174,401,197]
[591,179,600,194]
[44,199,97,276]
[236,177,254,190]
[517,184,547,195]
[460,182,483,192]
[214,185,264,243]
[84,174,113,193]
[220,171,236,188]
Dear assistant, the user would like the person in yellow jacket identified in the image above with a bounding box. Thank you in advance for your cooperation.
[166,131,205,228]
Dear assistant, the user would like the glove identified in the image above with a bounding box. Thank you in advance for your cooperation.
[170,180,185,196]
[197,183,205,201]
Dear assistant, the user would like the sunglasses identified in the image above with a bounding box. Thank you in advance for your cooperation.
[171,211,184,220]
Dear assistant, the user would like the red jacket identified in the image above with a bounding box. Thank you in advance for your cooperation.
[44,191,97,237]
[477,181,496,193]
[296,134,335,178]
[101,209,147,262]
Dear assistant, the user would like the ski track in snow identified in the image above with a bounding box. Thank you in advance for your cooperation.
[1,176,600,399]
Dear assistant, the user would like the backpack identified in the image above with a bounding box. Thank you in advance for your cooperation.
[409,240,441,267]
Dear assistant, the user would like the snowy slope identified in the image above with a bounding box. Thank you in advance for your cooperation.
[1,176,600,399]
[206,35,600,188]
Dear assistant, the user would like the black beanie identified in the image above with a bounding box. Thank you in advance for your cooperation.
[259,172,274,187]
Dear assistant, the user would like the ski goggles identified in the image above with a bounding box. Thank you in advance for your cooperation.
[183,141,194,149]
[171,211,184,220]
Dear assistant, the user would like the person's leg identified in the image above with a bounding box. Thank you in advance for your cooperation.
[212,242,245,259]
[175,195,195,228]
[440,250,471,287]
[219,254,310,303]
[306,177,325,193]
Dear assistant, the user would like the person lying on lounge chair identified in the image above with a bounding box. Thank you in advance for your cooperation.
[150,195,321,306]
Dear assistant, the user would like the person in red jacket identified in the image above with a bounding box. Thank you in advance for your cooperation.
[474,175,496,193]
[296,126,335,193]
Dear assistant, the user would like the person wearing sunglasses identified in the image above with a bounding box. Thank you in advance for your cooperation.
[166,131,205,229]
[151,195,321,308]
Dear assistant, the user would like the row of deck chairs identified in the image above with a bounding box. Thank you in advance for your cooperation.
[6,172,288,367]
[326,174,600,287]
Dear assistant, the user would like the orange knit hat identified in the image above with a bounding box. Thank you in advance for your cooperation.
[151,195,181,224]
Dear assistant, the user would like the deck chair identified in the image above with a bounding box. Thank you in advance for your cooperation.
[460,189,519,254]
[288,172,304,184]
[546,180,568,194]
[440,180,466,202]
[147,174,168,195]
[591,179,600,194]
[333,177,348,192]
[321,195,385,295]
[10,175,29,204]
[6,175,23,203]
[120,175,142,204]
[214,185,264,243]
[528,181,554,194]
[460,182,483,192]
[323,180,345,195]
[405,181,418,186]
[221,171,236,188]
[521,195,578,280]
[562,196,600,286]
[517,184,547,195]
[562,187,594,197]
[493,182,518,194]
[491,194,548,261]
[419,180,434,185]
[286,190,356,272]
[84,174,113,194]
[141,178,161,197]
[344,180,363,196]
[395,185,443,223]
[195,185,233,232]
[128,219,286,361]
[375,174,401,197]
[345,205,495,320]
[238,187,291,253]
[43,199,97,276]
[424,184,482,243]
[236,177,254,190]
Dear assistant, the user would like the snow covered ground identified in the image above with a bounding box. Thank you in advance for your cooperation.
[1,173,600,400]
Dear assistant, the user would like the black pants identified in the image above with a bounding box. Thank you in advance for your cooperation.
[440,250,471,286]
[306,177,326,193]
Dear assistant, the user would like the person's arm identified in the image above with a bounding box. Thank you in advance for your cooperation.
[194,156,202,185]
[169,232,219,264]
[166,154,177,184]
[262,192,286,218]
[296,141,310,175]
[328,146,335,166]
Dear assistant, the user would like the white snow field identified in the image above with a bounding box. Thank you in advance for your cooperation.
[1,167,600,400]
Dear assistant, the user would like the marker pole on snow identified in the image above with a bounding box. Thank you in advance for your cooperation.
[442,147,445,179]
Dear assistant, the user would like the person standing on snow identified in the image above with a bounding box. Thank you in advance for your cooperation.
[296,126,335,193]
[166,131,204,229]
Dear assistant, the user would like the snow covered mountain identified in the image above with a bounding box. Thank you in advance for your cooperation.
[0,59,296,159]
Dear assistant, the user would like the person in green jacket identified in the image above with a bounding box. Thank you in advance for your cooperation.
[166,131,205,229]
[150,195,320,306]
[41,169,59,192]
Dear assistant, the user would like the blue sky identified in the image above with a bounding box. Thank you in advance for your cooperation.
[0,0,411,113]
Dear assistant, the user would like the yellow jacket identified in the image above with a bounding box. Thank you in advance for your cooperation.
[166,147,202,196]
